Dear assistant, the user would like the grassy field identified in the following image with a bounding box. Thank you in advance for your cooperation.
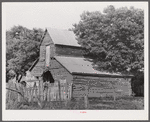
[6,96,144,110]
[88,97,144,110]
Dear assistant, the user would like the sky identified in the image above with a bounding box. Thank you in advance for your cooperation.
[3,2,147,31]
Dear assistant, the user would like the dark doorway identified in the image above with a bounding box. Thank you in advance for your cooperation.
[43,71,54,83]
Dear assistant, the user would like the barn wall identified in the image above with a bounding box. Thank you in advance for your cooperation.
[50,59,73,83]
[72,75,132,98]
[39,46,46,62]
[55,45,84,57]
[40,31,84,59]
[41,31,53,46]
[30,61,44,76]
[50,59,73,99]
[40,31,56,60]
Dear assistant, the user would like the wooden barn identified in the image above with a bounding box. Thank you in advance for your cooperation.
[26,28,133,101]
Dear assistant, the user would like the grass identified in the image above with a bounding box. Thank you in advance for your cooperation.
[12,99,86,110]
[6,96,144,110]
[88,96,144,110]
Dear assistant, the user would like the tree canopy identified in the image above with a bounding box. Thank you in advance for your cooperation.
[6,25,44,82]
[73,6,144,75]
[73,6,144,96]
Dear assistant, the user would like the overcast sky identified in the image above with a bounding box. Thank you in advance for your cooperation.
[3,2,147,31]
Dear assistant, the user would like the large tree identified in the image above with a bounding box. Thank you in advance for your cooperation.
[73,6,144,96]
[6,25,44,82]
[73,5,144,74]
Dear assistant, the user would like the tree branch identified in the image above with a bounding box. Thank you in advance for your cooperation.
[6,87,22,96]
[6,87,28,102]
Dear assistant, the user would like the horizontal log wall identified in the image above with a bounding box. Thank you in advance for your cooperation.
[72,75,132,98]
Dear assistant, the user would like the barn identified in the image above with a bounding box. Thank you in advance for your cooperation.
[26,28,133,100]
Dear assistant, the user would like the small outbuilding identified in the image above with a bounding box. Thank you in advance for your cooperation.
[26,28,133,100]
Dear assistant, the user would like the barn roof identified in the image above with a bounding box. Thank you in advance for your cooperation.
[46,28,81,47]
[54,56,133,78]
[28,56,133,78]
[28,58,45,76]
[20,76,26,81]
[28,58,39,71]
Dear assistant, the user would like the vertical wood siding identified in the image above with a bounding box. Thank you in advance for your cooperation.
[41,32,53,46]
[39,46,46,61]
[50,59,73,100]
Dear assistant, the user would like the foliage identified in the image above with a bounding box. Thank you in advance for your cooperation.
[73,6,144,74]
[73,6,144,96]
[131,71,144,96]
[6,25,44,82]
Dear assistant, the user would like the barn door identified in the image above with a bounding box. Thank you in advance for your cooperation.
[46,45,50,67]
[43,71,54,83]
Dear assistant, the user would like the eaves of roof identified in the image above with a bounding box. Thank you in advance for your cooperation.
[28,58,39,71]
[54,56,134,78]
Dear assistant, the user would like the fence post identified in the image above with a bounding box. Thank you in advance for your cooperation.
[112,81,116,101]
[31,87,34,102]
[84,95,88,108]
[84,85,89,109]
[39,77,43,101]
[47,83,50,101]
[49,83,51,101]
[34,86,37,102]
[58,80,61,101]
[58,80,62,109]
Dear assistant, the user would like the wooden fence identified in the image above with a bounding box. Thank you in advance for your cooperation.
[6,80,68,103]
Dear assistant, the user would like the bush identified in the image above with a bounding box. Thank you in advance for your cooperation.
[131,71,144,96]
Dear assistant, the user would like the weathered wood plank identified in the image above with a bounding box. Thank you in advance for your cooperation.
[36,61,45,67]
[72,75,132,98]
[50,59,63,69]
[77,76,131,83]
[39,46,46,61]
[31,66,43,76]
[41,32,53,46]
[55,45,84,57]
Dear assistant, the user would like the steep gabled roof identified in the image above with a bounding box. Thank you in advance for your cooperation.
[28,58,39,71]
[27,58,45,76]
[46,28,81,47]
[54,56,133,78]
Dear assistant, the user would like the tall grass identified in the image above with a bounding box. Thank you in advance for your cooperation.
[6,80,87,110]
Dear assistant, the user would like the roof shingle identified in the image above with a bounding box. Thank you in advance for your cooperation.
[47,28,81,47]
[54,56,133,77]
